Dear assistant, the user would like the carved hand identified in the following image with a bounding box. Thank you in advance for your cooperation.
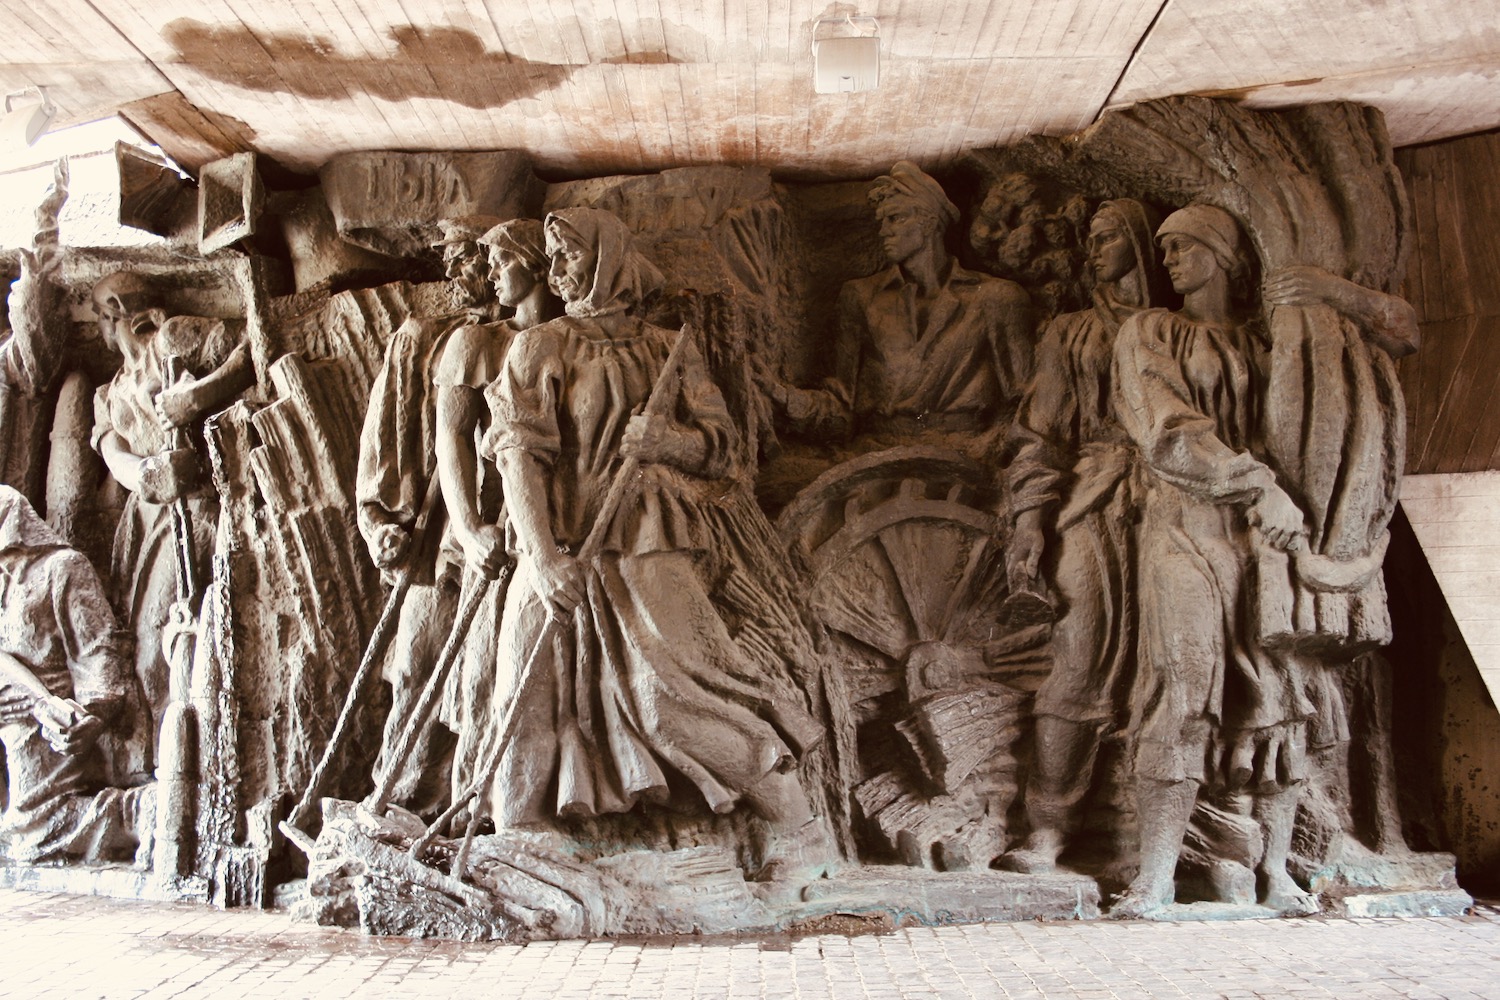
[369,523,410,571]
[34,696,102,755]
[0,690,36,726]
[1006,508,1047,590]
[621,413,673,463]
[533,548,585,617]
[1248,484,1306,553]
[138,447,203,504]
[460,523,508,579]
[1263,266,1352,312]
[155,375,204,430]
[621,413,706,469]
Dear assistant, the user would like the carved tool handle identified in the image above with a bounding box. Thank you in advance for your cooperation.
[283,470,446,838]
[160,355,200,606]
[363,558,507,817]
[578,323,694,563]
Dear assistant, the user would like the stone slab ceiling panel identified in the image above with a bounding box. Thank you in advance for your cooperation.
[82,0,1165,176]
[0,0,172,128]
[1110,0,1500,144]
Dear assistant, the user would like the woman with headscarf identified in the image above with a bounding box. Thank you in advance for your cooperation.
[1108,204,1315,918]
[999,199,1172,875]
[479,207,829,877]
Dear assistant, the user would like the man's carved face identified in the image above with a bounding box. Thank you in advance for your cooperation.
[876,199,937,266]
[1159,233,1219,296]
[443,240,490,305]
[1087,214,1136,285]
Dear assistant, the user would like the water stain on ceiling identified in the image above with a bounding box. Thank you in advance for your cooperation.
[163,19,581,111]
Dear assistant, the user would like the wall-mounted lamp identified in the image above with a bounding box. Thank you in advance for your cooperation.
[2,87,57,149]
[813,15,880,94]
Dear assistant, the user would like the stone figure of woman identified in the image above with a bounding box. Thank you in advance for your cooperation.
[90,272,255,780]
[1109,205,1317,918]
[479,207,830,878]
[998,199,1171,875]
[433,218,560,804]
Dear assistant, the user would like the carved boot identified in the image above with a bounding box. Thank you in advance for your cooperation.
[751,815,840,897]
[1109,778,1197,919]
[997,716,1099,874]
[1254,783,1319,916]
[995,792,1068,874]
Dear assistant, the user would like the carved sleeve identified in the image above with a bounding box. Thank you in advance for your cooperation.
[671,336,735,480]
[986,282,1036,406]
[776,284,859,439]
[1007,316,1076,518]
[1113,311,1276,505]
[49,551,131,710]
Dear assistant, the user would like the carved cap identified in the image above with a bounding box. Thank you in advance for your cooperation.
[432,215,506,247]
[1156,204,1245,270]
[870,161,959,231]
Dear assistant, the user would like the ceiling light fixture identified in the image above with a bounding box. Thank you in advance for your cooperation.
[2,86,57,148]
[813,14,880,94]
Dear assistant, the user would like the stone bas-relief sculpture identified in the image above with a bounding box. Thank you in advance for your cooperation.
[0,95,1473,936]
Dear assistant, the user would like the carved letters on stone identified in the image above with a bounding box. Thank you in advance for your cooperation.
[0,98,1474,937]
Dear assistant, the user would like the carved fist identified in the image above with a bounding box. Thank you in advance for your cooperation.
[33,696,102,755]
[155,375,203,429]
[1006,509,1047,591]
[139,447,203,504]
[460,524,508,579]
[621,413,672,464]
[1249,484,1306,553]
[533,548,585,617]
[369,523,410,571]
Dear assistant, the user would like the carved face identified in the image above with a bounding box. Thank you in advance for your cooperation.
[1087,213,1136,285]
[547,228,595,304]
[442,240,489,305]
[876,199,937,266]
[489,246,537,308]
[1159,232,1221,295]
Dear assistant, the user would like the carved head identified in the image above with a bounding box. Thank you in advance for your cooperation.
[432,215,504,306]
[90,271,164,351]
[479,219,548,309]
[1156,204,1248,297]
[869,162,958,265]
[543,208,663,319]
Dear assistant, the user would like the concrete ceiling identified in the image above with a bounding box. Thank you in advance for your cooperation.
[5,1,1500,179]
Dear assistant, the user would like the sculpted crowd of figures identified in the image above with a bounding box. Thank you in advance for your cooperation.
[0,97,1450,932]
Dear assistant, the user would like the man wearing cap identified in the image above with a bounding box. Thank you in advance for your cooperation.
[771,161,1035,457]
[355,214,504,816]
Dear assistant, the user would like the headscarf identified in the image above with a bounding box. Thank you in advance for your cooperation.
[0,485,64,556]
[479,219,548,274]
[1094,199,1172,313]
[1157,203,1245,274]
[869,161,960,231]
[544,208,664,319]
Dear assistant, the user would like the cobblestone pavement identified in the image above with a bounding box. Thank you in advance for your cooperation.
[2,888,1497,999]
